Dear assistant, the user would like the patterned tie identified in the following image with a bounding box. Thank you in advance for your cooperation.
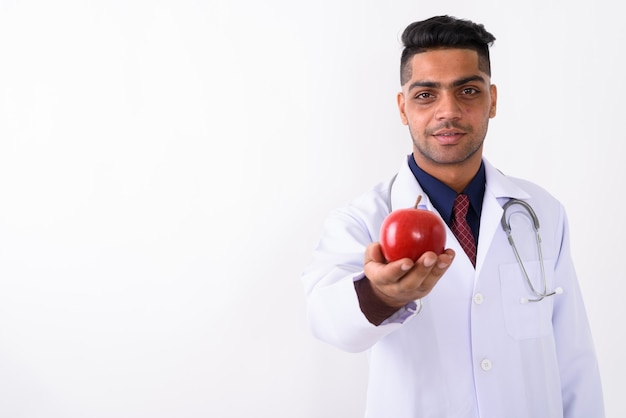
[451,194,477,266]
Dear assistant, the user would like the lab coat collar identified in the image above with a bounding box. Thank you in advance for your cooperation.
[482,159,531,202]
[477,160,530,272]
[389,157,429,212]
[389,156,531,212]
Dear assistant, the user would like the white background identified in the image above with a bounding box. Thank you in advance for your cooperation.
[0,1,623,417]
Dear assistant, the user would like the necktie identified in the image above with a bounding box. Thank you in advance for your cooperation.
[451,194,477,266]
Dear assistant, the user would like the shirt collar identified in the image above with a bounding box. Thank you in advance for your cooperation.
[407,154,486,223]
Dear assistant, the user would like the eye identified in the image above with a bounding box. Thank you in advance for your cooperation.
[414,92,434,100]
[461,87,479,96]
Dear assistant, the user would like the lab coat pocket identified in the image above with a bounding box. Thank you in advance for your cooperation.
[499,260,555,340]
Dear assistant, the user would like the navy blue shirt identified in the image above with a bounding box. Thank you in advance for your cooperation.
[407,154,485,244]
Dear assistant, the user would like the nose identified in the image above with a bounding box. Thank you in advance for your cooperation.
[435,92,462,120]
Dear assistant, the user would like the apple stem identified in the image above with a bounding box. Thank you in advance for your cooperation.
[414,195,422,209]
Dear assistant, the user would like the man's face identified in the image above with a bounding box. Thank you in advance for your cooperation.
[397,48,497,173]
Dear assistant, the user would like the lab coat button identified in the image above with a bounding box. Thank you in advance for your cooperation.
[481,359,492,371]
[474,293,484,304]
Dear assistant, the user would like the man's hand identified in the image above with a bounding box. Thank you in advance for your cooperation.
[363,242,455,308]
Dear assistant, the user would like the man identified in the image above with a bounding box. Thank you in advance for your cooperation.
[302,15,604,418]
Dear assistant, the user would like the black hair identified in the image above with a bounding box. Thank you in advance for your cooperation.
[400,15,496,85]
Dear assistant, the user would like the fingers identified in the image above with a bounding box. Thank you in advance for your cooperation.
[408,248,455,293]
[421,248,455,274]
[364,243,415,284]
[364,244,456,306]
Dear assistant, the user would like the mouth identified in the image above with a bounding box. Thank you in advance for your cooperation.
[432,130,465,145]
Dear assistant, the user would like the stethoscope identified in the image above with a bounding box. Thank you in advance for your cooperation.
[500,198,563,303]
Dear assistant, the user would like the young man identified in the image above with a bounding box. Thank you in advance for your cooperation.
[302,15,604,418]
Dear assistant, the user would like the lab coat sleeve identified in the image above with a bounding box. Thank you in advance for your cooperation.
[302,196,419,353]
[552,205,605,417]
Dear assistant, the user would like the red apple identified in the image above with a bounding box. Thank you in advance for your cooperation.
[379,196,446,262]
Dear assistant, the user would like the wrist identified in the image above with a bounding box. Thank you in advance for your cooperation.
[354,277,403,325]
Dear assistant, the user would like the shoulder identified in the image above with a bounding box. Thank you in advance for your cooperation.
[507,176,560,205]
[323,175,396,243]
[484,160,562,207]
[336,176,394,218]
[484,160,567,227]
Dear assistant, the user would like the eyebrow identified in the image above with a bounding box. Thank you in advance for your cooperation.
[407,75,487,92]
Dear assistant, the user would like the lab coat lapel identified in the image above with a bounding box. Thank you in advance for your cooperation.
[476,160,531,273]
[389,157,429,212]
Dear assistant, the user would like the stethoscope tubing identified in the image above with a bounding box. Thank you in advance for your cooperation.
[501,199,562,303]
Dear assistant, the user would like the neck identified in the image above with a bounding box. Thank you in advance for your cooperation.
[412,153,482,193]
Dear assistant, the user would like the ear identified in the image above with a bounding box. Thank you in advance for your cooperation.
[397,92,408,125]
[489,84,497,118]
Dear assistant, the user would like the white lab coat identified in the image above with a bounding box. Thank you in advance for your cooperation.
[302,157,604,418]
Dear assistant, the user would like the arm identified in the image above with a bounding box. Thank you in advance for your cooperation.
[552,206,605,417]
[302,198,453,352]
